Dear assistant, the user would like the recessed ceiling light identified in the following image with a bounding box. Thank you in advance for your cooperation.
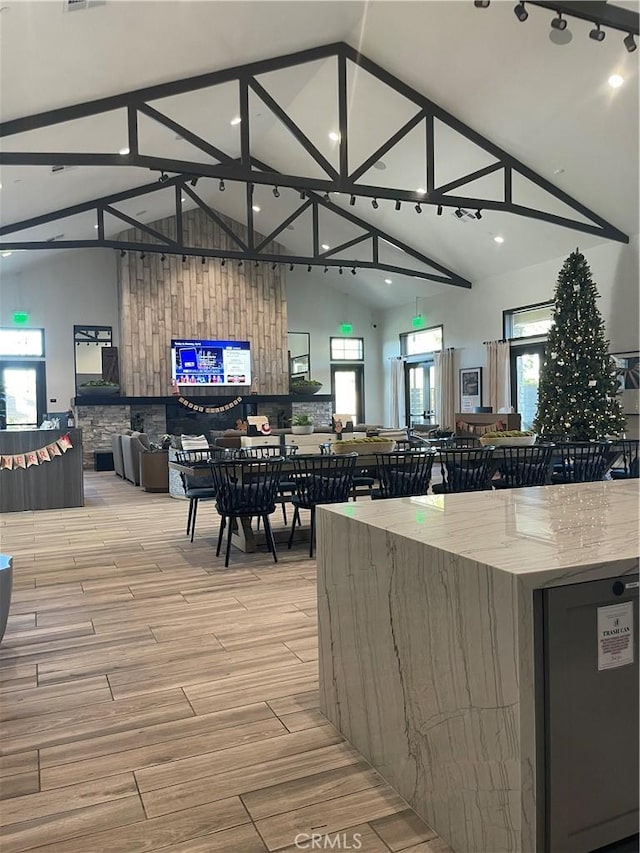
[119,147,130,155]
[553,168,565,175]
[608,74,624,88]
[321,243,330,251]
[181,197,186,203]
[373,160,387,171]
[94,225,99,229]
[328,131,340,142]
[416,187,426,195]
[494,235,505,244]
[2,251,12,258]
[384,278,392,284]
[252,205,261,212]
[0,182,2,189]
[230,116,241,126]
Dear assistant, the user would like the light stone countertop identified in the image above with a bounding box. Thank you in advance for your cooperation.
[320,479,639,587]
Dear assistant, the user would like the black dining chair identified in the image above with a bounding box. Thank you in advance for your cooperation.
[372,450,436,499]
[431,447,496,494]
[609,439,640,479]
[492,443,555,489]
[287,453,357,557]
[239,444,299,523]
[176,448,222,542]
[210,457,284,568]
[551,441,613,484]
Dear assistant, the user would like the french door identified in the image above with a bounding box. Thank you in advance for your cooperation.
[510,343,545,431]
[0,361,46,430]
[331,365,364,424]
[405,360,436,427]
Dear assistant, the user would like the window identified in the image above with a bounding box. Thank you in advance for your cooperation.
[400,325,443,356]
[0,328,44,357]
[330,337,364,361]
[504,303,554,340]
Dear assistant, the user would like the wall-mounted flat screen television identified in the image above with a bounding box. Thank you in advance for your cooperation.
[171,339,251,386]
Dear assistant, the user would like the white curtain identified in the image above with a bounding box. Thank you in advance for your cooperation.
[434,348,455,430]
[485,340,511,412]
[388,358,405,427]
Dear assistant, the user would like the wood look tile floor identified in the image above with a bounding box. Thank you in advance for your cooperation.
[0,472,451,853]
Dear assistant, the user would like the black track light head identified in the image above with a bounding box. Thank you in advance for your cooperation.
[324,266,329,273]
[351,267,357,275]
[254,261,259,268]
[272,262,277,270]
[349,195,356,206]
[339,267,343,275]
[300,190,306,200]
[190,177,199,187]
[201,256,206,265]
[415,203,422,214]
[219,179,225,191]
[158,172,169,184]
[238,260,243,267]
[589,23,605,41]
[272,186,280,198]
[161,254,166,262]
[551,13,567,30]
[513,2,528,22]
[307,264,312,272]
[624,33,637,52]
[437,205,443,216]
[324,192,331,201]
[474,0,490,6]
[289,263,294,272]
[395,200,401,211]
[455,208,464,218]
[221,258,226,267]
[182,254,187,262]
[140,252,146,260]
[475,210,482,220]
[372,198,379,210]
[120,250,126,258]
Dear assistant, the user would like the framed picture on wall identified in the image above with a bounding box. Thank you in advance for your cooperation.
[611,352,640,415]
[460,367,482,413]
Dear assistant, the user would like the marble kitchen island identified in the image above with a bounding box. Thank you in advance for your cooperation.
[317,481,639,853]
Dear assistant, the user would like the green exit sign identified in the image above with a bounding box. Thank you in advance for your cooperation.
[340,323,353,334]
[412,314,424,329]
[13,311,30,325]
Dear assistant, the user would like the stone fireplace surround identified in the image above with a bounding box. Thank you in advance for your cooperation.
[74,394,333,469]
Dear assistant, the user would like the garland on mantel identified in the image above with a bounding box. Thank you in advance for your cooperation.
[0,434,73,471]
[176,396,244,414]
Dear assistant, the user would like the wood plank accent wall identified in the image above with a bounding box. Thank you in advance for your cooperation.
[117,208,288,396]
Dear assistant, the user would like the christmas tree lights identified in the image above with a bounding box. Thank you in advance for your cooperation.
[533,249,625,440]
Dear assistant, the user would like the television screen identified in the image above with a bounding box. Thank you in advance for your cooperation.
[171,339,251,386]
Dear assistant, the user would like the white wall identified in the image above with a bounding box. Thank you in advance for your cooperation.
[0,249,118,407]
[285,269,384,423]
[380,237,640,423]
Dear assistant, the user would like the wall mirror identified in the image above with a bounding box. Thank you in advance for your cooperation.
[288,331,310,379]
[74,325,115,391]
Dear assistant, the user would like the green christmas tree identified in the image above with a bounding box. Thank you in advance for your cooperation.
[533,249,625,441]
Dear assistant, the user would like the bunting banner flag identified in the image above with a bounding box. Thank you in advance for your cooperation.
[176,396,243,414]
[0,435,73,471]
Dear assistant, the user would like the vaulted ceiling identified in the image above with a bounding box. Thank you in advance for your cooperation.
[0,0,638,309]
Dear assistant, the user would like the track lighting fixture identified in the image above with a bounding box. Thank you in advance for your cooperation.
[437,205,443,216]
[339,267,343,275]
[161,254,166,262]
[289,263,294,272]
[182,254,187,262]
[624,33,637,52]
[190,177,199,187]
[254,261,259,268]
[307,264,312,272]
[474,0,490,6]
[300,190,306,200]
[349,195,356,206]
[201,256,206,265]
[221,258,226,266]
[272,262,277,270]
[219,179,225,192]
[120,250,126,258]
[351,267,357,275]
[272,186,280,198]
[589,23,605,41]
[238,260,243,267]
[324,192,331,201]
[475,210,482,220]
[455,208,464,218]
[158,172,169,183]
[513,2,527,23]
[140,252,146,260]
[324,265,329,273]
[395,200,401,211]
[371,198,379,209]
[415,203,422,214]
[550,13,567,31]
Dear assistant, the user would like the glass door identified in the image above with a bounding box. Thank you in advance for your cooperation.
[0,361,46,429]
[405,361,436,427]
[331,365,364,424]
[510,344,545,431]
